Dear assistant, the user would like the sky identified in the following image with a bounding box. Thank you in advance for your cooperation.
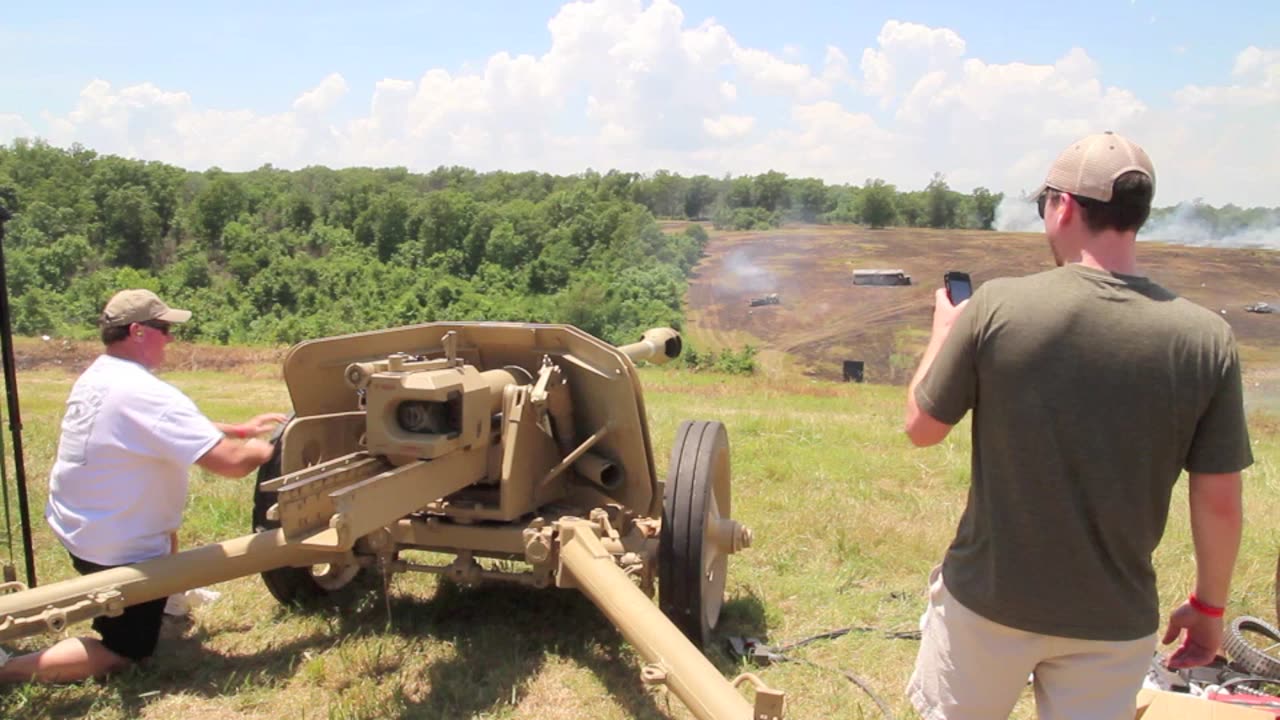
[2,0,1277,209]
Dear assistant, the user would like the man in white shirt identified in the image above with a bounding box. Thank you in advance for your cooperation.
[1,289,285,683]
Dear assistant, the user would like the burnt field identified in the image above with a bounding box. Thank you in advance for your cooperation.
[683,224,1280,389]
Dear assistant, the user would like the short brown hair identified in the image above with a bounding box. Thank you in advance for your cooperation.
[1050,171,1153,234]
[101,325,130,345]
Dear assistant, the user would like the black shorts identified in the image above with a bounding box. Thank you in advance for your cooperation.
[68,553,167,662]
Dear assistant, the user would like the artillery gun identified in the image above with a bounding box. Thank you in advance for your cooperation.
[0,322,784,720]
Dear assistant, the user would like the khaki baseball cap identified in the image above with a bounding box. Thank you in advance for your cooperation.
[100,289,192,328]
[1033,131,1155,202]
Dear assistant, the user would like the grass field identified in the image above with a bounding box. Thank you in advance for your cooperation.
[1,357,1277,720]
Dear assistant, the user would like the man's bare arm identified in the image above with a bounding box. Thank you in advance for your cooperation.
[905,334,954,447]
[1162,471,1243,669]
[213,413,288,439]
[904,289,966,447]
[195,438,275,478]
[1188,471,1243,606]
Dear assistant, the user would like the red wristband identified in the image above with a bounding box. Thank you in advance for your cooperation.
[1189,593,1225,618]
[231,426,248,439]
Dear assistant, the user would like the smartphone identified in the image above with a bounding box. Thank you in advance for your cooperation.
[944,271,972,305]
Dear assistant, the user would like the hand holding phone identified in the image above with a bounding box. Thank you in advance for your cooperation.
[944,271,972,305]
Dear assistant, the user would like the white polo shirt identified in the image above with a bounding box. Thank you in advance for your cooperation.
[46,355,223,565]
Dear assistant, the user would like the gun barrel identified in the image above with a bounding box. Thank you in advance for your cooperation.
[559,520,760,720]
[617,328,682,366]
[0,529,331,642]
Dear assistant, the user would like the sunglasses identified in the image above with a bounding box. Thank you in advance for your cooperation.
[1037,189,1100,219]
[141,320,172,337]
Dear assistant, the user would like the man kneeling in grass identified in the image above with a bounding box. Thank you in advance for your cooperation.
[1,289,284,683]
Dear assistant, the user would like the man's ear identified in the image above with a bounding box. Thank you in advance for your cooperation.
[1060,194,1081,224]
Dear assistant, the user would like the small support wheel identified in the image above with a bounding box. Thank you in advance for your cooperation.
[660,420,732,648]
[251,417,369,607]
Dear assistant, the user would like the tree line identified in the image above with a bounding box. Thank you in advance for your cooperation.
[0,139,1000,351]
[705,171,1004,232]
[0,139,705,350]
[1,138,1273,355]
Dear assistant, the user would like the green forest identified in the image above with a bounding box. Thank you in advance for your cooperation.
[0,139,1001,349]
[0,138,1274,355]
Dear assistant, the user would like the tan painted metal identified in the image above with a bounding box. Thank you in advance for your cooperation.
[278,411,367,475]
[281,323,667,515]
[297,452,486,549]
[0,324,781,718]
[0,530,331,639]
[557,519,781,720]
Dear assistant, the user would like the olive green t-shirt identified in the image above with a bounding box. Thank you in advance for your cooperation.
[916,264,1253,640]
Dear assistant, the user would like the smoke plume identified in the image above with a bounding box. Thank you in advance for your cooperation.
[995,197,1280,250]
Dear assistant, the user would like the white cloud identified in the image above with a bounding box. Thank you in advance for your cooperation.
[1233,46,1280,78]
[292,73,349,114]
[766,101,900,178]
[702,114,755,140]
[879,44,1148,197]
[822,46,854,87]
[1138,45,1280,206]
[732,47,829,99]
[2,4,1276,207]
[41,79,308,171]
[0,114,32,140]
[859,20,965,103]
[1174,45,1278,108]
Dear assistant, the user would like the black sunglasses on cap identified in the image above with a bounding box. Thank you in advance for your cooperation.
[1038,189,1101,220]
[141,320,172,337]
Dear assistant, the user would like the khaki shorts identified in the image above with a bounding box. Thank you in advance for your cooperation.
[907,566,1156,720]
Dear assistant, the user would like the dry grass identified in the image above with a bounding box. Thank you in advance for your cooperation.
[686,225,1280,385]
[1,364,1277,720]
[10,336,289,378]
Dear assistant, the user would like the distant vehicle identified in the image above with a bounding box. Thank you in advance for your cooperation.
[852,269,911,286]
[749,293,780,307]
[1245,302,1276,314]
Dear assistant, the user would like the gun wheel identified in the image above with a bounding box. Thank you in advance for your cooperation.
[310,561,363,591]
[660,420,731,648]
[252,418,369,606]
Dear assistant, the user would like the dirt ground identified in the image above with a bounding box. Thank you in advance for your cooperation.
[10,336,289,377]
[685,224,1280,386]
[13,224,1279,394]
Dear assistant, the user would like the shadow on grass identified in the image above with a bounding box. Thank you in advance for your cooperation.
[3,577,777,719]
[2,616,343,719]
[715,586,771,658]
[390,581,682,719]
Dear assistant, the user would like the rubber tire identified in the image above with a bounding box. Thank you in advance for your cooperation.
[1224,615,1280,681]
[659,420,731,649]
[252,417,371,607]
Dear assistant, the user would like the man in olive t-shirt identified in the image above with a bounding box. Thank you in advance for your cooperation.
[903,133,1252,720]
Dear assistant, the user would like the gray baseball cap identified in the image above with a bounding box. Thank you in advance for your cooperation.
[99,289,192,328]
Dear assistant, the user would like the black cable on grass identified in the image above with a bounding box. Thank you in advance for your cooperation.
[730,625,921,720]
[772,625,921,654]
